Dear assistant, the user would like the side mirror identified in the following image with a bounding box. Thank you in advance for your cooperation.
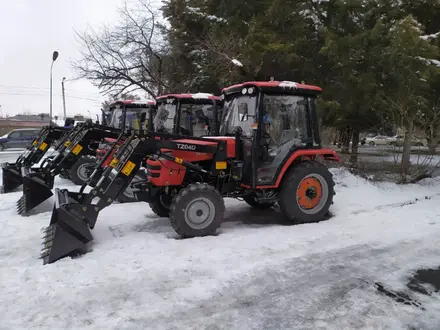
[238,103,248,121]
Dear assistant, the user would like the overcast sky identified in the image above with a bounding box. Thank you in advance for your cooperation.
[0,0,135,119]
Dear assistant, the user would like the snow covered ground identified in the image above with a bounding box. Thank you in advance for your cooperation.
[0,153,440,329]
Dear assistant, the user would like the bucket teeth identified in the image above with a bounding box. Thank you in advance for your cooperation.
[16,196,27,215]
[39,205,94,265]
[17,174,54,215]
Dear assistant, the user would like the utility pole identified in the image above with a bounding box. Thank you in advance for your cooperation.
[49,51,59,126]
[62,77,67,120]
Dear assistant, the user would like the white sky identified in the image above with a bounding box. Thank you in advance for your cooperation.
[0,0,133,119]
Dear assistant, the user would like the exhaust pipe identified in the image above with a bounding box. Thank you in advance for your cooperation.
[1,163,23,193]
[41,188,98,264]
[17,168,55,215]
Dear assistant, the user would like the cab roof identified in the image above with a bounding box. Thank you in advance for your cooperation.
[109,99,156,107]
[222,81,322,95]
[156,93,221,102]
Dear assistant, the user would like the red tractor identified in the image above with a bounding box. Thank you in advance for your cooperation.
[41,81,340,264]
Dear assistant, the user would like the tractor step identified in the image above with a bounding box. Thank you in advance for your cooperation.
[41,188,97,264]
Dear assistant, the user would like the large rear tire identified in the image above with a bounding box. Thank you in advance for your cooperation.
[117,170,147,203]
[68,156,95,185]
[169,183,225,237]
[279,161,335,224]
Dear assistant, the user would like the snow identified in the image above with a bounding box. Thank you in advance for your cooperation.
[430,59,440,67]
[416,56,440,68]
[206,15,227,23]
[191,92,214,99]
[131,99,156,105]
[231,58,243,67]
[420,31,440,40]
[186,6,227,24]
[279,80,298,88]
[0,166,440,328]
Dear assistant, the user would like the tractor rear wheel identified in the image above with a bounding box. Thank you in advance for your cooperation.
[279,161,335,224]
[169,183,225,237]
[68,155,95,185]
[243,195,275,209]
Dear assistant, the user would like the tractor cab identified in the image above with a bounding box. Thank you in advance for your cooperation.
[107,99,157,131]
[153,93,222,137]
[220,81,329,187]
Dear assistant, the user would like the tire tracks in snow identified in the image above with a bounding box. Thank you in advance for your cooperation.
[347,192,440,216]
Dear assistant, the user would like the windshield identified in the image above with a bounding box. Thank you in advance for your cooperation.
[220,95,257,136]
[154,102,217,136]
[153,103,176,133]
[109,107,149,129]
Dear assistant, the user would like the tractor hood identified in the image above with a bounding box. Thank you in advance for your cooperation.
[160,137,236,162]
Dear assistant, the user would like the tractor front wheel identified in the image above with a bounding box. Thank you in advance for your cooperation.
[169,183,225,237]
[68,156,95,185]
[117,171,147,203]
[279,161,335,224]
[149,193,171,217]
[243,194,275,209]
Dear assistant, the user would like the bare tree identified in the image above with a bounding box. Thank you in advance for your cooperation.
[72,0,168,98]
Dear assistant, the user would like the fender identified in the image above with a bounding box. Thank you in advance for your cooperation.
[241,148,341,189]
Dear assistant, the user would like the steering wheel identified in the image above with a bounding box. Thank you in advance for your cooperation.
[261,131,277,145]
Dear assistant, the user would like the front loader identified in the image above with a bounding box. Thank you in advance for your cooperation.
[1,125,72,194]
[70,93,220,204]
[17,122,123,215]
[41,93,223,264]
[61,99,157,186]
[17,99,157,215]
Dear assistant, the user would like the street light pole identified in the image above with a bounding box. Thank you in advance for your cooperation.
[61,77,67,120]
[49,51,59,126]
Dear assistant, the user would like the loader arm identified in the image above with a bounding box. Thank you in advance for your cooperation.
[17,123,124,215]
[1,126,71,194]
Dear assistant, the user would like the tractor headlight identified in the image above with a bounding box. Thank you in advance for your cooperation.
[247,87,254,94]
[241,88,247,95]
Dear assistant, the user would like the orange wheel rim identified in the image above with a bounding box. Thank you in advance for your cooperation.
[297,177,323,209]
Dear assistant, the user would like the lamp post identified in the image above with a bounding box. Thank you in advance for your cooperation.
[49,51,59,126]
[61,77,67,120]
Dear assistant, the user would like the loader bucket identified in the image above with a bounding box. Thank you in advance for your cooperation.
[1,163,23,193]
[17,171,54,215]
[41,188,98,264]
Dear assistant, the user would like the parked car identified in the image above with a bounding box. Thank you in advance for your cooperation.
[393,135,428,147]
[363,135,392,146]
[0,128,41,151]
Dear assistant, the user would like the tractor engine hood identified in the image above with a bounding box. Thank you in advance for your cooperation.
[160,137,236,162]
